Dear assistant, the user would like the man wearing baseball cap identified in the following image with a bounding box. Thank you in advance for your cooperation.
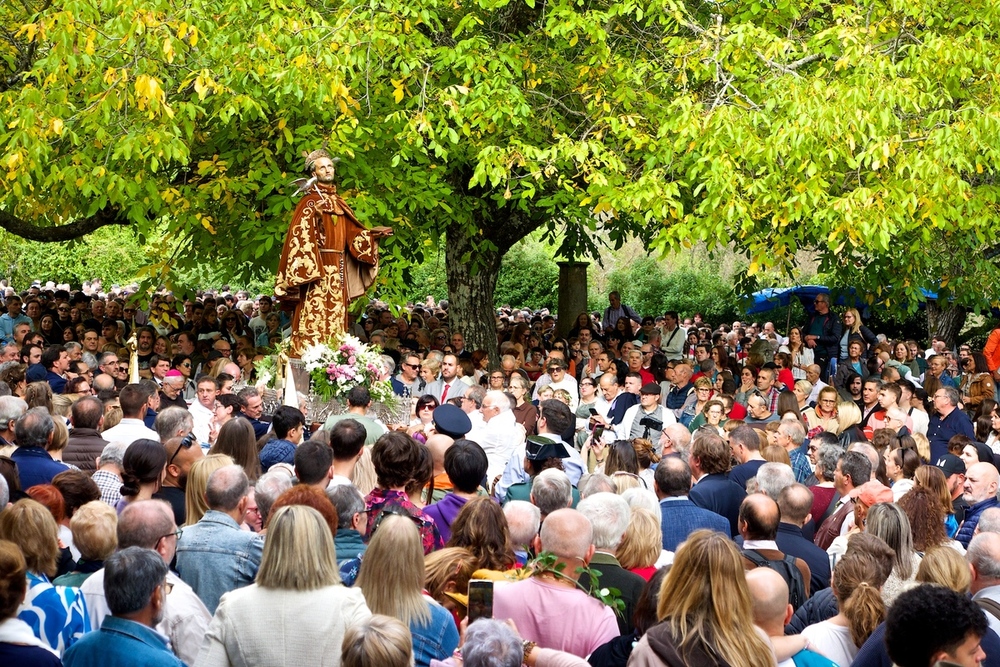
[616,383,675,442]
[936,452,970,527]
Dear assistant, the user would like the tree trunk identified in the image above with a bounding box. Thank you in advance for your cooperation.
[926,302,967,348]
[445,225,504,367]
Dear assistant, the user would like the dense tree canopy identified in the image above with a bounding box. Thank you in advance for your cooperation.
[1,0,998,347]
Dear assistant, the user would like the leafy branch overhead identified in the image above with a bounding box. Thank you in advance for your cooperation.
[0,0,998,316]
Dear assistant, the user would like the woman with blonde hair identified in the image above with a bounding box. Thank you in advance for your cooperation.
[839,308,878,361]
[616,508,662,581]
[865,502,919,606]
[0,499,89,655]
[196,505,371,667]
[357,515,459,667]
[184,453,235,526]
[800,551,888,666]
[629,529,774,667]
[836,401,865,445]
[341,615,414,667]
[915,546,971,592]
[424,547,479,621]
[910,431,931,463]
[793,380,813,412]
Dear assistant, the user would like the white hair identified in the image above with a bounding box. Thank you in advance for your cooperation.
[577,492,631,551]
[620,487,662,527]
[484,390,510,413]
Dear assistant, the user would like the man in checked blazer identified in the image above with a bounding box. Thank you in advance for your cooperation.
[654,455,731,552]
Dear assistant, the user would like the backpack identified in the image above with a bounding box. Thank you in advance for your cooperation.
[742,548,807,611]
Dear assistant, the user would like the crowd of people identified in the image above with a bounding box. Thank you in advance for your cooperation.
[1,280,1000,667]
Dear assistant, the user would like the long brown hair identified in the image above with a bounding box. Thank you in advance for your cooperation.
[446,497,515,570]
[656,530,774,667]
[832,552,887,647]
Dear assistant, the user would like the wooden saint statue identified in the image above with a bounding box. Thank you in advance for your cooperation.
[274,149,392,356]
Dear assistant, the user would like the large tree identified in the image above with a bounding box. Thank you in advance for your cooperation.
[2,0,999,349]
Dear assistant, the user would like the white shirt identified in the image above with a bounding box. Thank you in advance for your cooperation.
[807,379,829,406]
[189,400,214,444]
[101,418,159,446]
[800,620,857,667]
[478,410,526,483]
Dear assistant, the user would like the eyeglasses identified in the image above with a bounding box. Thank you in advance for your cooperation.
[490,375,505,380]
[216,347,231,354]
[167,433,197,467]
[553,345,565,350]
[403,363,421,370]
[159,528,183,542]
[57,307,69,312]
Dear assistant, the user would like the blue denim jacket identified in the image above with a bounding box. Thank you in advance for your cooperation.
[175,510,264,614]
[410,601,459,667]
[62,616,184,667]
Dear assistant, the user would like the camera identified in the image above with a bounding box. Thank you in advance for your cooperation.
[638,416,663,432]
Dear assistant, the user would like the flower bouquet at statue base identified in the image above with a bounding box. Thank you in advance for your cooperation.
[300,334,403,425]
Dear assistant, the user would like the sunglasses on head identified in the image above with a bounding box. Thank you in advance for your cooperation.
[168,432,197,467]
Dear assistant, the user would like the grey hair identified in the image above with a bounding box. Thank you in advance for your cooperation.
[968,533,1000,580]
[254,470,294,524]
[80,351,99,371]
[503,500,541,547]
[0,395,27,428]
[977,507,1000,536]
[939,385,961,407]
[381,355,395,375]
[484,390,510,413]
[154,406,194,442]
[530,468,572,516]
[778,419,806,445]
[756,463,796,501]
[205,464,250,512]
[104,547,168,616]
[577,492,631,551]
[99,441,130,469]
[866,502,915,580]
[327,483,366,530]
[0,474,8,509]
[15,406,54,449]
[465,385,486,409]
[578,473,615,498]
[816,444,844,482]
[620,487,662,527]
[463,619,523,667]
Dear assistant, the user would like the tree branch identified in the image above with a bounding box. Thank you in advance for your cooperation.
[0,206,129,241]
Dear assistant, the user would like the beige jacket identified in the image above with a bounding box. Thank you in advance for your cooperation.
[195,584,371,667]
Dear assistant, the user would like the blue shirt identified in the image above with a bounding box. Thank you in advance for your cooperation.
[258,438,296,472]
[0,312,32,346]
[63,615,183,667]
[928,407,977,461]
[11,446,70,490]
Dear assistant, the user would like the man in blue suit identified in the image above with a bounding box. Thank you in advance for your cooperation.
[688,428,746,535]
[654,455,730,551]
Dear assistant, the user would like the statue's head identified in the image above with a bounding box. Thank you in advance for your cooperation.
[303,148,339,183]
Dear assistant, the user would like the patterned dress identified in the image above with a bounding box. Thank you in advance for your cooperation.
[19,571,90,656]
